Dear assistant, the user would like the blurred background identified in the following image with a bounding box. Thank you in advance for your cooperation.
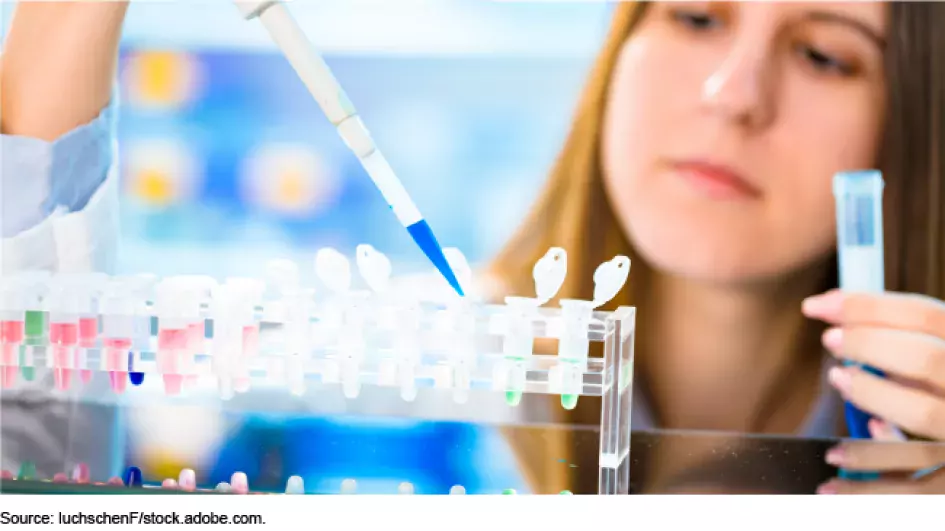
[5,0,614,279]
[1,0,612,494]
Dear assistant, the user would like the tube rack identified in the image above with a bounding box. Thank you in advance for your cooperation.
[1,246,636,494]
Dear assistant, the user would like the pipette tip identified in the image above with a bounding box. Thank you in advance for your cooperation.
[406,220,465,297]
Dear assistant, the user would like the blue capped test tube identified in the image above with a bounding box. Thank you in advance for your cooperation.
[833,170,894,480]
[834,170,886,440]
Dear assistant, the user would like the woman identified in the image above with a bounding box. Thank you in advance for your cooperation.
[489,2,945,491]
[4,0,945,489]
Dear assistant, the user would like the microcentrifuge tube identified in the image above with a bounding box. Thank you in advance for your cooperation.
[155,279,200,395]
[395,306,421,402]
[100,280,137,394]
[555,299,594,410]
[339,292,369,400]
[498,297,538,407]
[19,349,34,382]
[0,283,26,389]
[283,291,312,398]
[554,255,630,410]
[47,279,90,392]
[398,482,415,495]
[449,485,466,495]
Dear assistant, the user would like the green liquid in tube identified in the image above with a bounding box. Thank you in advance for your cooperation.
[561,394,579,410]
[560,490,573,495]
[502,488,517,495]
[24,311,46,344]
[18,349,34,382]
[505,390,522,407]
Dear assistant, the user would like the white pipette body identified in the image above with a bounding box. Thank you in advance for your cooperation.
[234,0,465,296]
[234,0,421,227]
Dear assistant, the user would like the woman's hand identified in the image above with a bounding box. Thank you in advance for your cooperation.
[802,289,945,440]
[817,433,945,494]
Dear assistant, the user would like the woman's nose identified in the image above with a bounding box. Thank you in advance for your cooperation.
[700,47,775,129]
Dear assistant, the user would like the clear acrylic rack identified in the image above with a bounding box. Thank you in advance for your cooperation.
[1,246,636,494]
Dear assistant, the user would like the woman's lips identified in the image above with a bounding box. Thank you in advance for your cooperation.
[671,160,762,200]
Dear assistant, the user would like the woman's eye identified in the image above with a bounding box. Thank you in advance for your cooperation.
[671,10,721,32]
[796,45,855,76]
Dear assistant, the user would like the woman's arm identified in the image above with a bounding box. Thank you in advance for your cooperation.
[1,1,129,140]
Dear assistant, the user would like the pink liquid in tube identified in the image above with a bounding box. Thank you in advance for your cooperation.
[74,350,93,385]
[1,365,16,389]
[104,338,132,394]
[0,323,21,388]
[158,329,188,350]
[163,374,183,395]
[50,322,78,391]
[50,322,78,346]
[243,326,260,358]
[1,320,25,344]
[158,328,187,395]
[78,317,98,348]
[1,341,17,366]
[53,346,73,391]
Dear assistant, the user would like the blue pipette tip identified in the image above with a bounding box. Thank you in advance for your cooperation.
[406,220,465,297]
[124,466,142,487]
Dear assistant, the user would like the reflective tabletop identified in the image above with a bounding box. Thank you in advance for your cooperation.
[3,426,944,494]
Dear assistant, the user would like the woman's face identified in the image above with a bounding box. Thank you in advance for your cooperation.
[602,2,887,284]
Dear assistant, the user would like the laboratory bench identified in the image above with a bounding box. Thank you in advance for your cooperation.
[3,429,943,495]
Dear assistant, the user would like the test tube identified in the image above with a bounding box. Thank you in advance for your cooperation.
[212,282,259,398]
[46,278,94,391]
[78,274,107,384]
[283,289,314,397]
[394,304,422,402]
[555,300,595,410]
[225,277,265,360]
[177,276,215,354]
[496,297,538,407]
[553,255,629,409]
[834,170,894,442]
[181,276,217,390]
[155,279,201,395]
[130,274,158,353]
[211,286,238,399]
[339,292,370,399]
[99,279,140,394]
[0,281,27,389]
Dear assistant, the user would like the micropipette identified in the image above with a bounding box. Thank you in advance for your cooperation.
[234,0,464,296]
[833,170,902,441]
